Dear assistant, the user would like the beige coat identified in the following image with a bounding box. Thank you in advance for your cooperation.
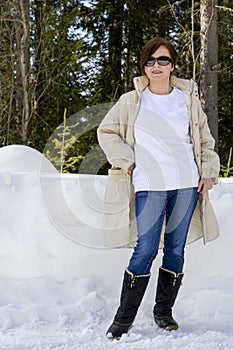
[97,75,220,248]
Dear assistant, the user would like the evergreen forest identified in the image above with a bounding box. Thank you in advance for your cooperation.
[0,0,232,175]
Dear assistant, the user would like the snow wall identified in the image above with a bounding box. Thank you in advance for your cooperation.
[0,145,232,283]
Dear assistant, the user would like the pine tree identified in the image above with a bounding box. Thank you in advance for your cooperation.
[200,0,218,151]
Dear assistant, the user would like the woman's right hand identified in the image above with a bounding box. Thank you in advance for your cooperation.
[128,163,135,176]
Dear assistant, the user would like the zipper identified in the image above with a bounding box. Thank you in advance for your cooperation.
[126,268,151,289]
[172,276,177,287]
[130,275,137,288]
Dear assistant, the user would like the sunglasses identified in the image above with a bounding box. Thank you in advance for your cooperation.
[145,56,172,67]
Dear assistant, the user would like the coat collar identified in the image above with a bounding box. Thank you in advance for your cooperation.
[133,75,196,95]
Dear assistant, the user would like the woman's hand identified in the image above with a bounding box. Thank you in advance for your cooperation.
[197,178,213,195]
[128,163,136,176]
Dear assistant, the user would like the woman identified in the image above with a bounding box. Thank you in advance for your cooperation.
[97,37,220,339]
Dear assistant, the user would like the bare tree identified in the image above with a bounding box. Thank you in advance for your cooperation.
[13,0,31,142]
[200,0,218,151]
[0,1,15,145]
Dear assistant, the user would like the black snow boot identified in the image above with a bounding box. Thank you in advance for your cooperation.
[153,267,183,331]
[106,268,150,340]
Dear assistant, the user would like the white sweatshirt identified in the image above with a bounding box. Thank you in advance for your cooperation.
[132,86,200,191]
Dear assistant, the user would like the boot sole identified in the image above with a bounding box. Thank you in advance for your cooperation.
[106,325,132,340]
[155,323,179,331]
[106,333,121,341]
[164,324,178,331]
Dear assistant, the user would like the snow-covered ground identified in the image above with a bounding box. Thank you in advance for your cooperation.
[0,145,232,350]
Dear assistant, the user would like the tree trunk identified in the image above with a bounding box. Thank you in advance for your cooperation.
[14,0,31,143]
[107,0,124,99]
[200,0,218,151]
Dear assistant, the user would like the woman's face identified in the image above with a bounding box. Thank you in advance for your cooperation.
[144,45,174,84]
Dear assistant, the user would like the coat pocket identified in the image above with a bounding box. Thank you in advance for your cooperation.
[104,168,131,207]
[102,168,134,248]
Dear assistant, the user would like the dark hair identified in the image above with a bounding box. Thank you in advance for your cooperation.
[140,37,178,73]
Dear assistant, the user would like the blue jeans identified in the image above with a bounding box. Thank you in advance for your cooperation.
[128,188,199,275]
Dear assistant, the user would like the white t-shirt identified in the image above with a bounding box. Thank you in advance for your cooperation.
[132,86,200,191]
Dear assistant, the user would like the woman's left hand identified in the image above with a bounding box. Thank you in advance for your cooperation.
[127,163,136,176]
[197,178,213,195]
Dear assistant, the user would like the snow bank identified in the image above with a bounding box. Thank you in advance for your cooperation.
[0,145,232,350]
[0,145,132,281]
